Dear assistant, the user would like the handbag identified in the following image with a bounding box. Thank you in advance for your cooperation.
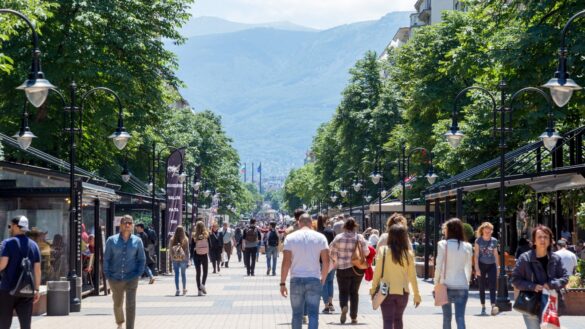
[513,260,541,316]
[372,247,389,310]
[434,241,448,306]
[351,235,368,270]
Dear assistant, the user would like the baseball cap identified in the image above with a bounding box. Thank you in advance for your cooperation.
[11,216,30,232]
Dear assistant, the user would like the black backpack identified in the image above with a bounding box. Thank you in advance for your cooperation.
[10,238,36,298]
[244,227,258,244]
[267,230,279,247]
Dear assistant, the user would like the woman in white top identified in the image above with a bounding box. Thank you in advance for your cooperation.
[434,218,473,329]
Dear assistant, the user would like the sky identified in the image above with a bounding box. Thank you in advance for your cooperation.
[189,0,415,29]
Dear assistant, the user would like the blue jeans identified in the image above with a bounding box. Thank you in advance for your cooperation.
[173,261,187,291]
[265,246,278,274]
[441,289,468,329]
[290,277,321,329]
[321,269,335,304]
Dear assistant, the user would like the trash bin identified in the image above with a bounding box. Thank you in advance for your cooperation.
[47,281,70,316]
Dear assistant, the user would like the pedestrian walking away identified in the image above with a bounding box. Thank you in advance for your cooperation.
[317,214,336,313]
[280,213,330,329]
[473,222,500,316]
[371,222,421,329]
[0,216,41,329]
[220,222,234,268]
[192,221,210,296]
[169,225,189,296]
[243,218,261,276]
[434,218,473,329]
[554,239,578,275]
[511,225,568,329]
[103,215,146,329]
[265,221,280,276]
[208,222,223,274]
[135,223,155,284]
[329,217,370,324]
[234,227,243,262]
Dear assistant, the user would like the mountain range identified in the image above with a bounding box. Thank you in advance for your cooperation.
[168,12,411,179]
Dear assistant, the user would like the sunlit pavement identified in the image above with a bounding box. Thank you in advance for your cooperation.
[22,252,584,329]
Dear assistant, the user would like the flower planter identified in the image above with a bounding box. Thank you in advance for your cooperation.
[563,288,585,316]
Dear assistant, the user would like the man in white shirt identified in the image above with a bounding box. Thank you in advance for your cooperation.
[280,213,329,329]
[555,239,578,275]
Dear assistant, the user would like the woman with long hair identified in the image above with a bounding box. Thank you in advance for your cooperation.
[511,225,568,329]
[208,221,223,273]
[329,218,369,324]
[371,224,421,328]
[317,214,336,313]
[192,221,210,296]
[473,222,500,316]
[434,218,473,329]
[377,213,410,249]
[169,225,189,296]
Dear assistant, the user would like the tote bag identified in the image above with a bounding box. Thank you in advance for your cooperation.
[372,247,388,310]
[434,241,448,306]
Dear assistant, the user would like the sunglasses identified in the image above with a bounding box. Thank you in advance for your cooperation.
[122,222,134,226]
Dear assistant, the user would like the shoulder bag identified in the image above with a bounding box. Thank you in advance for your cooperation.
[372,247,389,310]
[351,235,368,270]
[434,241,449,306]
[513,259,542,316]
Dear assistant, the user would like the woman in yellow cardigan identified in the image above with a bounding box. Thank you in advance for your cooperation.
[370,223,421,329]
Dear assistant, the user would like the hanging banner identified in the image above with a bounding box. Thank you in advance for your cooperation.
[166,148,185,240]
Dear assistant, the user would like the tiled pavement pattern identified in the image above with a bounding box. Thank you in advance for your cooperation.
[19,253,584,329]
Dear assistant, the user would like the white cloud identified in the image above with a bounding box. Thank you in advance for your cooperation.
[190,0,415,29]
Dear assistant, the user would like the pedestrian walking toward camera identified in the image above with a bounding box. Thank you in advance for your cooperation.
[169,225,189,296]
[434,218,473,329]
[0,216,41,329]
[135,224,155,284]
[192,221,209,296]
[265,221,280,276]
[280,213,330,329]
[104,215,146,329]
[473,222,500,316]
[512,225,568,329]
[243,218,261,276]
[317,214,336,313]
[208,222,222,273]
[220,222,234,268]
[234,227,243,262]
[370,224,421,329]
[329,218,370,324]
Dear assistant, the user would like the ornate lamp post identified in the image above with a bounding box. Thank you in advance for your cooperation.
[542,10,584,108]
[444,81,554,312]
[400,145,437,216]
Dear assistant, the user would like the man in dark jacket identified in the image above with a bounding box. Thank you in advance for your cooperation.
[135,224,155,284]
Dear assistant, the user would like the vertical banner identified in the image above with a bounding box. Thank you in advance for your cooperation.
[166,148,185,240]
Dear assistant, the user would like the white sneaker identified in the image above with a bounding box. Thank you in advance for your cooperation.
[198,290,203,296]
[201,285,207,294]
[117,325,123,329]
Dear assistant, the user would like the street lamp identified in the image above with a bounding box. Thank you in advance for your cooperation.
[445,81,554,312]
[400,145,437,216]
[330,192,338,203]
[48,82,130,312]
[542,10,584,107]
[0,9,56,108]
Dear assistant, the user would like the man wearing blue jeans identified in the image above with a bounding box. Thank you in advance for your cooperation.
[265,222,279,275]
[280,214,329,329]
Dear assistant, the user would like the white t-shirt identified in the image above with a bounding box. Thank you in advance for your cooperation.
[555,248,578,275]
[284,228,329,279]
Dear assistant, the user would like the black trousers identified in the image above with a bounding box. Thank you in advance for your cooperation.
[336,267,364,320]
[478,262,497,305]
[243,247,258,275]
[194,253,208,290]
[0,290,33,329]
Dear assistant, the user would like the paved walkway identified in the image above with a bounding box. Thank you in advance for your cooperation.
[21,253,584,329]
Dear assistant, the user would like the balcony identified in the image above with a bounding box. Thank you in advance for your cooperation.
[418,0,431,22]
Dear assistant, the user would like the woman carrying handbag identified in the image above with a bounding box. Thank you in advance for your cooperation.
[329,218,369,324]
[370,224,421,329]
[433,218,473,329]
[511,225,568,329]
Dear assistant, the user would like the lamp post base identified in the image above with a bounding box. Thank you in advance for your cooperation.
[67,273,81,312]
[495,274,512,312]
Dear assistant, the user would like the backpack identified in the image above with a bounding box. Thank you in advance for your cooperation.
[245,227,258,244]
[10,238,36,298]
[267,230,279,247]
[172,241,186,262]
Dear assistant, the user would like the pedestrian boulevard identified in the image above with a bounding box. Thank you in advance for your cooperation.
[23,256,584,329]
